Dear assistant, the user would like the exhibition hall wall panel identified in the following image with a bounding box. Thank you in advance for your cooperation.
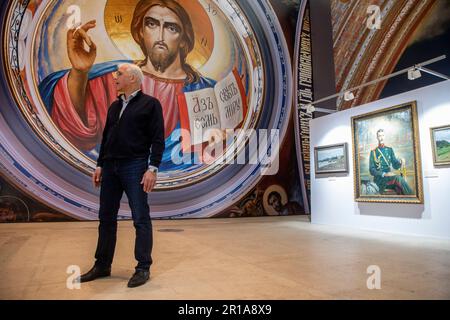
[310,80,450,239]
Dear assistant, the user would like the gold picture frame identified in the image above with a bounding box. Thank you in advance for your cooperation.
[351,101,423,203]
[430,125,450,166]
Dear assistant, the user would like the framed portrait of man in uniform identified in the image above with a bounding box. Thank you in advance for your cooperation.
[351,101,423,203]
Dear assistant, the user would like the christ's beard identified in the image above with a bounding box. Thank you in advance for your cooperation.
[149,47,178,73]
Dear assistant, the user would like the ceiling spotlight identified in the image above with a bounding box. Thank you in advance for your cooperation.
[305,104,315,114]
[344,91,355,101]
[408,67,422,80]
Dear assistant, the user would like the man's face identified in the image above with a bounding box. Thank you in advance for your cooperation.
[377,131,385,145]
[141,5,184,72]
[114,65,132,91]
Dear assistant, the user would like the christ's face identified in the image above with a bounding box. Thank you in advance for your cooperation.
[141,5,184,72]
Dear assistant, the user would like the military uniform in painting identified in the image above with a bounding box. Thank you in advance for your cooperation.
[369,145,413,195]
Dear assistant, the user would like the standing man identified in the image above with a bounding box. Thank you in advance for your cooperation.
[79,63,165,288]
[369,129,413,195]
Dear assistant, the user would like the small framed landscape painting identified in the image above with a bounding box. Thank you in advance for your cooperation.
[430,125,450,166]
[314,143,349,174]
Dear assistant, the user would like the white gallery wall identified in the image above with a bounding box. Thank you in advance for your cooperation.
[310,80,450,239]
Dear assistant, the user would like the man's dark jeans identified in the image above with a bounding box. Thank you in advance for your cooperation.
[94,158,152,271]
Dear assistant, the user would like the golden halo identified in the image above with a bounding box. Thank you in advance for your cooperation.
[104,0,214,69]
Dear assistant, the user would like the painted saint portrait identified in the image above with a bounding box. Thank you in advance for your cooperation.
[351,102,423,203]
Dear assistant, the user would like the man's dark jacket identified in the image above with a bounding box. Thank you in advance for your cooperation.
[97,91,165,168]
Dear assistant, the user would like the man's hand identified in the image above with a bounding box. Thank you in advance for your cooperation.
[92,167,102,188]
[67,20,97,125]
[141,170,157,193]
[67,20,97,73]
[384,172,395,177]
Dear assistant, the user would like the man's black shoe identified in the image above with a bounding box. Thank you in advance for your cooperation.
[79,265,111,283]
[127,270,150,288]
